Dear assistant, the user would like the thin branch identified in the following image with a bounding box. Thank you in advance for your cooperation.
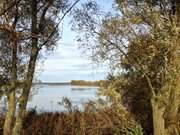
[92,28,156,96]
[0,0,21,16]
[39,0,81,48]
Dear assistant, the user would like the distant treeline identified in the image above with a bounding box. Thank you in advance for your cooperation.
[33,80,106,86]
[70,80,106,86]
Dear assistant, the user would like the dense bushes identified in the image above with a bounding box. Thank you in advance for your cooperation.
[0,98,143,135]
[21,98,143,135]
[98,76,153,134]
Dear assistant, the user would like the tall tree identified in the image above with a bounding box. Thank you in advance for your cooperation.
[0,0,80,135]
[0,1,21,134]
[73,0,180,135]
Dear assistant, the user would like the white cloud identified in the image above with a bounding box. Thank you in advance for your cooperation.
[35,1,115,82]
[36,40,107,82]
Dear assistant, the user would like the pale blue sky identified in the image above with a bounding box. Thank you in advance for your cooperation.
[36,0,114,82]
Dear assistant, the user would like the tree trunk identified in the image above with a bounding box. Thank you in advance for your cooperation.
[12,91,29,135]
[3,91,15,135]
[12,45,38,135]
[151,98,166,135]
[3,27,18,135]
[12,0,38,134]
[165,85,180,135]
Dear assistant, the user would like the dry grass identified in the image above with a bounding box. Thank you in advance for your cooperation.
[21,104,137,135]
[0,99,140,135]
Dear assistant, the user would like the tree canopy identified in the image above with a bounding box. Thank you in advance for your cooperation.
[73,0,180,134]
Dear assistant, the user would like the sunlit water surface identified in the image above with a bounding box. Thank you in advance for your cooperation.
[27,84,99,112]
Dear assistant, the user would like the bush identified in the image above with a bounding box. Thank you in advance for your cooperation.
[20,98,143,135]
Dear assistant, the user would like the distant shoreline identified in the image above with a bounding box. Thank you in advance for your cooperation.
[33,82,71,86]
[33,80,105,86]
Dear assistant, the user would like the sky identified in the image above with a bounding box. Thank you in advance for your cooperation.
[36,0,114,82]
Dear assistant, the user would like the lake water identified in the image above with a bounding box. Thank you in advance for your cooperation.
[27,84,99,112]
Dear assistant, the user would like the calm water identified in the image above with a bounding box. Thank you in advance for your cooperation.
[27,84,99,112]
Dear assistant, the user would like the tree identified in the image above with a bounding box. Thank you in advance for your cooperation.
[0,0,80,135]
[0,1,21,134]
[73,0,180,135]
